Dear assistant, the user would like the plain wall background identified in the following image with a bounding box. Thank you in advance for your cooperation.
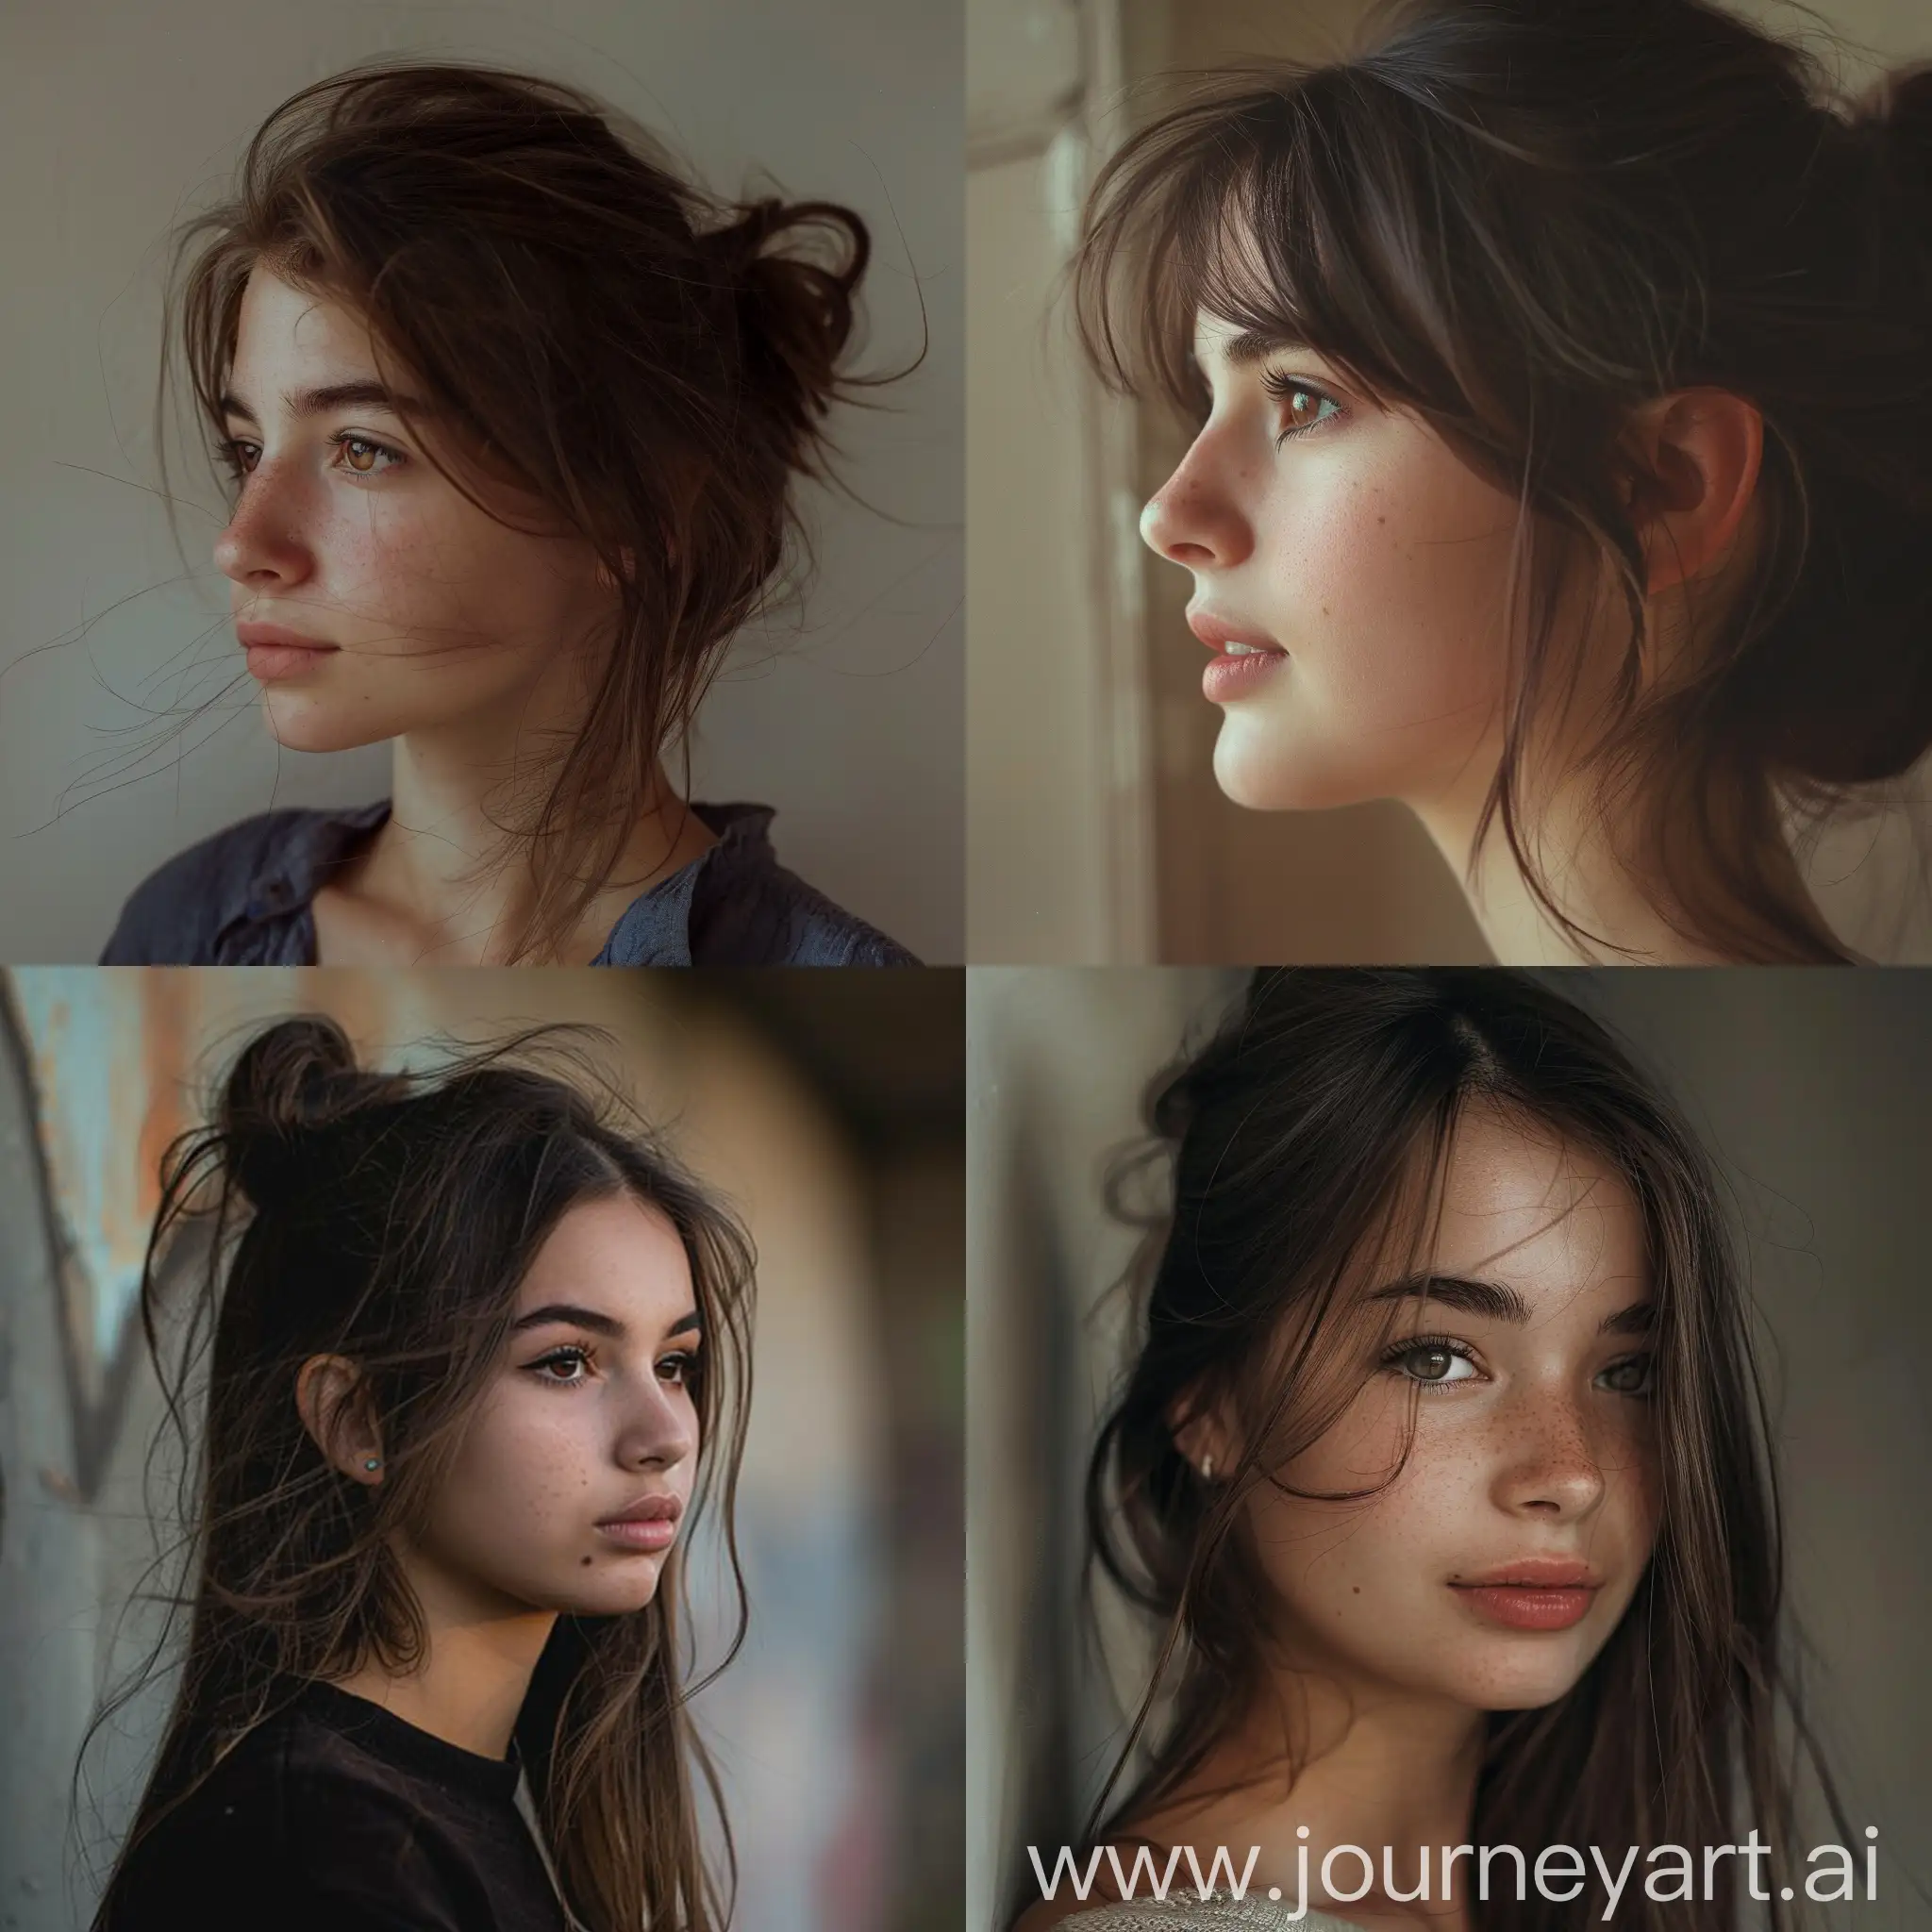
[969,966,1932,1931]
[0,0,962,964]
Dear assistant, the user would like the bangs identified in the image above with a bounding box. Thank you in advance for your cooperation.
[1074,64,1496,432]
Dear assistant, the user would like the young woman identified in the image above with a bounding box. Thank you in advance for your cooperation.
[99,60,915,966]
[1011,969,1851,1932]
[1074,0,1932,965]
[79,1015,755,1931]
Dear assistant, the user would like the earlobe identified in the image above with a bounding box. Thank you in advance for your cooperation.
[1164,1385,1235,1480]
[1624,388,1763,595]
[295,1354,385,1484]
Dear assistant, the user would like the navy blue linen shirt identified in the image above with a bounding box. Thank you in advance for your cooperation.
[99,800,917,966]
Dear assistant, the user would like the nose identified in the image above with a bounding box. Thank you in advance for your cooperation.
[1489,1385,1607,1522]
[213,458,317,592]
[1140,429,1254,571]
[613,1374,697,1473]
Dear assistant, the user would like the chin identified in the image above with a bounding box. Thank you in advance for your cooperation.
[1438,1637,1603,1712]
[1209,713,1378,812]
[258,688,393,755]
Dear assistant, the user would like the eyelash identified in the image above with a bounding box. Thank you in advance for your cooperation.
[1379,1334,1655,1399]
[524,1345,700,1391]
[1259,372,1343,446]
[215,430,407,483]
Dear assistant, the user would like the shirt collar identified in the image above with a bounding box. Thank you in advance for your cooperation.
[231,798,777,952]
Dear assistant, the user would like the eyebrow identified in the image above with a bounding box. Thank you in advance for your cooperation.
[510,1303,704,1342]
[1366,1273,1655,1338]
[1194,328,1307,374]
[218,378,427,425]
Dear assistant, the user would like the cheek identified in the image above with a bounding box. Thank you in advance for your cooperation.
[1261,1393,1474,1596]
[437,1397,590,1545]
[1223,450,1521,807]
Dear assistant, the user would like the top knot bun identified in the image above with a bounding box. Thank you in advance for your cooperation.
[219,1016,407,1213]
[705,196,871,464]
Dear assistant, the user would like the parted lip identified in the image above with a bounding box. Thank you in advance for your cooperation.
[236,620,339,651]
[1187,608,1286,654]
[1452,1557,1601,1589]
[596,1493,683,1526]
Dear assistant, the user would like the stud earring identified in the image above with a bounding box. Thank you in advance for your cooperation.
[1200,1454,1214,1481]
[363,1457,382,1472]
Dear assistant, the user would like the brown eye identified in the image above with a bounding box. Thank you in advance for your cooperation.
[1597,1354,1655,1397]
[331,432,404,477]
[1388,1340,1478,1388]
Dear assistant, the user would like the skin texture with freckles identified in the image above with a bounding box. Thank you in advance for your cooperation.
[1141,316,1521,823]
[217,270,620,760]
[295,1193,702,1760]
[1241,1108,1657,1715]
[216,269,715,964]
[1029,1109,1659,1932]
[1140,311,1778,965]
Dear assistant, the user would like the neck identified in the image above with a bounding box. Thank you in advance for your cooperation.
[1141,1668,1486,1926]
[1409,757,1725,966]
[325,1541,556,1762]
[343,704,713,965]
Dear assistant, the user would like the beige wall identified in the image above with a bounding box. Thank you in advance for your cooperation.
[0,0,961,963]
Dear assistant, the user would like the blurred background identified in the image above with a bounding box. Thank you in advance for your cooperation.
[967,0,1932,964]
[968,966,1932,1931]
[0,966,963,1932]
[0,0,961,964]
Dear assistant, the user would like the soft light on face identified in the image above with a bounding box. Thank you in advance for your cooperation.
[214,269,617,754]
[1239,1108,1659,1712]
[1140,311,1526,815]
[411,1192,703,1619]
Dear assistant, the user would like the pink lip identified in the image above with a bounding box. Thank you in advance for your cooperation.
[237,621,340,684]
[1189,608,1288,703]
[596,1517,676,1553]
[597,1492,682,1526]
[1449,1558,1603,1632]
[594,1495,680,1555]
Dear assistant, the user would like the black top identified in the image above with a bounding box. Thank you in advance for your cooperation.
[96,1682,568,1932]
[98,798,918,967]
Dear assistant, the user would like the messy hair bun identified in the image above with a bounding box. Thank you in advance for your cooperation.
[216,1016,408,1214]
[167,59,910,963]
[707,197,871,487]
[1074,0,1932,962]
[108,1010,758,1932]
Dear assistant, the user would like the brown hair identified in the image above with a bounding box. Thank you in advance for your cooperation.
[159,59,885,961]
[1051,968,1853,1932]
[1074,0,1932,962]
[79,1015,756,1932]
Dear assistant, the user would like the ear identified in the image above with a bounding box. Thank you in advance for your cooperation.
[594,545,640,592]
[1618,388,1762,595]
[1164,1383,1237,1483]
[295,1354,386,1485]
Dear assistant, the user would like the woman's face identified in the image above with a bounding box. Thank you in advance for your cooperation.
[1140,312,1526,815]
[213,268,616,754]
[410,1192,704,1619]
[1234,1108,1659,1713]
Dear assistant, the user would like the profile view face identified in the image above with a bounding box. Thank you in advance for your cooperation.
[1141,313,1528,819]
[400,1192,705,1622]
[1213,1106,1660,1714]
[215,268,618,756]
